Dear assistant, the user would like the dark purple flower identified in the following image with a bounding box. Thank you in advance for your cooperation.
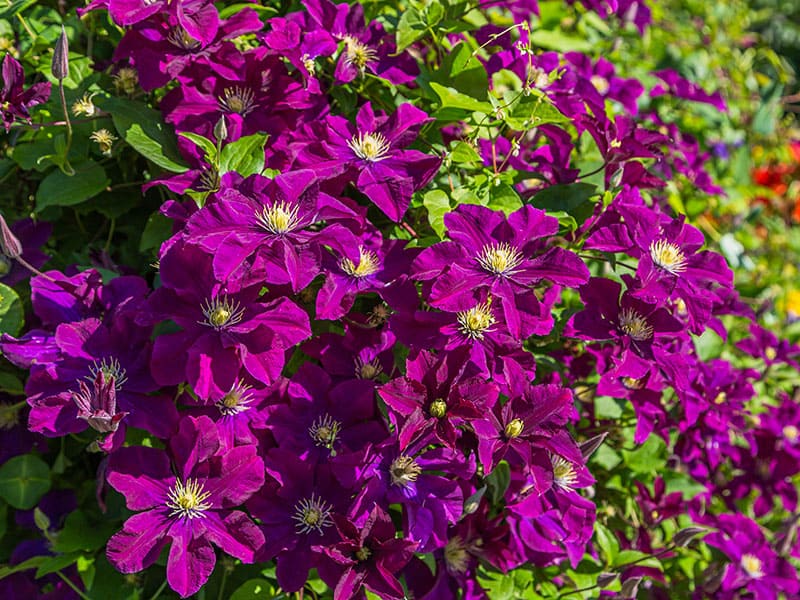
[106,416,265,598]
[651,69,726,111]
[0,54,51,131]
[0,217,51,286]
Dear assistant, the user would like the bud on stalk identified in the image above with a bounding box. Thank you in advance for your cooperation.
[52,26,69,81]
[0,214,22,259]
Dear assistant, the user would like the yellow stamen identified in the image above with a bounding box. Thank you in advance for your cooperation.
[649,239,687,275]
[476,243,523,276]
[347,132,390,162]
[618,308,654,341]
[166,479,212,519]
[339,247,380,278]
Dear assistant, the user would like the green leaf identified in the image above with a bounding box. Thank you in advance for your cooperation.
[180,132,217,164]
[530,29,593,53]
[0,0,38,18]
[396,7,428,52]
[36,161,109,210]
[0,282,23,336]
[0,503,7,542]
[485,460,510,504]
[487,182,522,214]
[430,82,493,116]
[229,579,276,600]
[428,41,488,100]
[423,189,451,238]
[622,436,667,474]
[594,522,620,564]
[35,552,82,578]
[504,91,569,130]
[102,97,188,173]
[219,133,268,178]
[139,211,173,252]
[450,141,481,164]
[612,550,662,571]
[52,511,116,553]
[531,183,597,228]
[0,454,51,509]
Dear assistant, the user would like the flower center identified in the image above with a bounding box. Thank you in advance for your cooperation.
[429,399,447,418]
[390,455,422,487]
[649,239,687,275]
[218,86,255,115]
[444,536,469,574]
[292,494,333,535]
[308,413,342,451]
[505,418,524,439]
[476,243,523,276]
[618,308,654,341]
[713,391,726,405]
[339,247,381,278]
[216,381,254,416]
[342,36,377,71]
[255,201,300,235]
[740,553,764,579]
[590,74,610,95]
[551,455,578,491]
[168,27,201,50]
[621,376,645,390]
[355,546,371,561]
[783,425,799,443]
[86,357,127,390]
[200,296,245,330]
[166,478,212,519]
[346,131,391,162]
[457,300,496,340]
[113,67,138,95]
[354,356,383,380]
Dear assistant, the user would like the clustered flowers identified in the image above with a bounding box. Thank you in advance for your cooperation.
[1,0,799,598]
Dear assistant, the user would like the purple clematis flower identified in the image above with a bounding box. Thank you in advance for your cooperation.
[317,506,418,600]
[1,54,51,131]
[106,416,265,598]
[299,102,441,221]
[147,240,311,399]
[413,203,589,338]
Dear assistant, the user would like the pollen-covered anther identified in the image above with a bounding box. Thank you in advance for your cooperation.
[476,242,523,276]
[444,536,469,574]
[783,425,799,444]
[292,494,333,535]
[649,239,687,275]
[429,399,447,418]
[347,131,390,162]
[216,381,254,416]
[621,376,645,390]
[86,357,128,390]
[457,300,496,340]
[390,455,422,487]
[166,478,212,519]
[256,201,300,235]
[339,247,381,278]
[354,356,383,380]
[618,308,654,341]
[590,74,610,95]
[200,296,245,330]
[71,92,97,117]
[90,129,117,155]
[741,553,764,579]
[551,455,579,492]
[218,86,255,115]
[342,36,377,71]
[308,413,342,450]
[505,418,524,439]
[355,546,371,561]
[168,27,201,50]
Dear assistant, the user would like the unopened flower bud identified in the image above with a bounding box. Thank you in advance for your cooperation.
[33,507,52,533]
[580,432,608,459]
[214,115,228,143]
[0,214,23,259]
[620,576,643,599]
[52,26,69,81]
[673,526,706,548]
[597,572,617,587]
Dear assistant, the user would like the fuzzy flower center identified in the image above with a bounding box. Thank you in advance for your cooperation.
[347,131,390,162]
[168,27,201,50]
[621,376,645,390]
[444,536,469,574]
[86,357,127,390]
[505,418,524,439]
[741,553,764,579]
[308,413,342,451]
[292,494,333,535]
[354,356,383,380]
[216,381,254,416]
[476,243,523,276]
[340,247,381,278]
[256,201,300,235]
[390,455,422,487]
[551,455,578,492]
[618,308,654,341]
[218,86,255,115]
[342,36,377,71]
[355,546,372,561]
[167,478,212,519]
[457,300,496,340]
[783,425,799,444]
[590,74,610,95]
[429,399,447,418]
[200,296,245,330]
[649,239,687,275]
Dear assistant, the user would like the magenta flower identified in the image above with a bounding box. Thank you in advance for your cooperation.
[1,54,51,131]
[106,416,265,598]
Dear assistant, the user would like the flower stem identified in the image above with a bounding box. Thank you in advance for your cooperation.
[147,579,168,600]
[55,570,93,600]
[57,81,75,175]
